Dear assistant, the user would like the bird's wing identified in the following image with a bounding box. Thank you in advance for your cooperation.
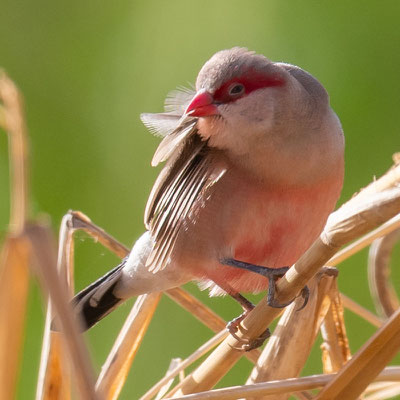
[144,131,226,273]
[140,85,226,273]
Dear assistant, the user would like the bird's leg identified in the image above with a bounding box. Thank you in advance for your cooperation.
[221,258,309,310]
[214,281,271,351]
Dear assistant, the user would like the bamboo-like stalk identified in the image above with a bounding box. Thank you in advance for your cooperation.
[246,273,336,400]
[316,303,400,399]
[0,71,29,235]
[36,331,72,400]
[164,367,400,400]
[26,223,99,400]
[170,175,400,396]
[0,236,31,400]
[327,212,400,267]
[36,213,77,400]
[96,293,162,400]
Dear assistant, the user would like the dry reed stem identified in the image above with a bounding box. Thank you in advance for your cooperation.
[316,302,400,399]
[0,235,31,400]
[351,156,400,203]
[141,330,228,400]
[26,223,99,400]
[320,281,351,374]
[368,227,400,317]
[327,212,400,268]
[246,272,336,400]
[0,71,29,235]
[364,381,396,395]
[36,331,72,400]
[165,367,400,400]
[340,294,383,328]
[165,288,260,364]
[36,213,77,400]
[96,292,162,400]
[155,359,184,400]
[0,71,30,400]
[69,211,129,259]
[170,168,400,396]
[365,382,400,400]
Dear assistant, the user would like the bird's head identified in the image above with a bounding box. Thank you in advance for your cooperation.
[185,47,333,163]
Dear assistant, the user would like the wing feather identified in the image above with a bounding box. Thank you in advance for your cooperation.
[140,112,182,138]
[141,85,226,273]
[145,134,227,272]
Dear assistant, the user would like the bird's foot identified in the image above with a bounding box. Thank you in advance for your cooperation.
[221,258,309,311]
[227,310,271,351]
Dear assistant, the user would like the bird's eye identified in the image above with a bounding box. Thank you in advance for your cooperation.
[228,83,245,97]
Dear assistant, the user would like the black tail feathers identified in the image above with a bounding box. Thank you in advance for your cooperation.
[72,261,125,331]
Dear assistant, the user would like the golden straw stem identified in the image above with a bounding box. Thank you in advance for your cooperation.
[96,293,162,400]
[0,235,30,400]
[36,213,77,400]
[26,223,99,400]
[165,367,400,400]
[316,305,400,399]
[140,330,228,400]
[0,72,29,235]
[246,275,332,392]
[365,383,400,400]
[327,213,400,267]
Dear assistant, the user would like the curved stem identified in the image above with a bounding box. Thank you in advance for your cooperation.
[0,72,29,235]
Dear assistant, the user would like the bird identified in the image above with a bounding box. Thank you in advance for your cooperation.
[73,47,345,338]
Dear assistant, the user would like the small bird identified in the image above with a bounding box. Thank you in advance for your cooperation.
[73,47,344,336]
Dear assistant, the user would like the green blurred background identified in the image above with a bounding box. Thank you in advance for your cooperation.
[1,1,399,398]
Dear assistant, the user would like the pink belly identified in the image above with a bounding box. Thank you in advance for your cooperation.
[211,177,342,294]
[174,167,343,295]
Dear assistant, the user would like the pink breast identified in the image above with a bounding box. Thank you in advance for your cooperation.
[219,177,343,293]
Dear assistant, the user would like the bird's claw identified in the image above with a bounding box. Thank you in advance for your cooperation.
[267,272,310,311]
[226,311,247,342]
[296,285,310,311]
[227,311,271,351]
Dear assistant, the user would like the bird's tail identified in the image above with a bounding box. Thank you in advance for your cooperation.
[72,260,126,331]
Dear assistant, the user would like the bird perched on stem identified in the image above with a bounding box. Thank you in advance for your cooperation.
[73,47,344,346]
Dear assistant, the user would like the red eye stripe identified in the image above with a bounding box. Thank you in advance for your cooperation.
[213,70,284,104]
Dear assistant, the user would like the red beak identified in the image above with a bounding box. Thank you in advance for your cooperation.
[185,90,219,117]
